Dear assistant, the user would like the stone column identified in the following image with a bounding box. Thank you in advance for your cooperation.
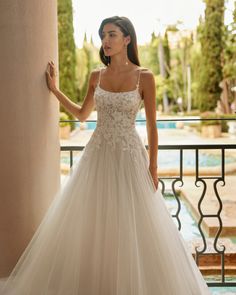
[0,0,60,277]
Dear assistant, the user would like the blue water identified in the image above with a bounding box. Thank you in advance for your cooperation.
[164,194,200,241]
[208,276,236,294]
[77,121,177,130]
[61,150,236,168]
[209,286,236,294]
[158,150,236,168]
[165,193,236,245]
[76,112,177,130]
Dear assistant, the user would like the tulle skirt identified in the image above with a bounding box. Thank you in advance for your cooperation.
[0,140,211,294]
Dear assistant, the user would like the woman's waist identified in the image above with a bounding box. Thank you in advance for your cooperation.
[96,121,136,132]
[94,125,139,138]
[88,127,144,150]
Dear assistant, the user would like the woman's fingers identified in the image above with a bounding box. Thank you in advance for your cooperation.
[46,70,50,78]
[45,62,57,91]
[46,62,57,80]
[45,67,51,78]
[46,64,51,75]
[48,63,57,77]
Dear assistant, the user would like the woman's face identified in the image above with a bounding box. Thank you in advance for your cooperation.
[101,23,130,57]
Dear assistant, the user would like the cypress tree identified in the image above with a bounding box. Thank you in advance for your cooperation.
[58,0,77,124]
[78,38,101,102]
[163,31,171,78]
[198,0,225,111]
[223,1,236,79]
[75,48,89,103]
[148,32,160,75]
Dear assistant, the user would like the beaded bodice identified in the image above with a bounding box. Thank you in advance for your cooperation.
[85,68,144,153]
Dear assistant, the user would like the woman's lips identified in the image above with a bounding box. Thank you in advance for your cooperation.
[104,46,111,51]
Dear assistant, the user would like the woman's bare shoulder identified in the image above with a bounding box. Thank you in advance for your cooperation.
[139,67,154,76]
[139,67,155,85]
[89,66,105,86]
[90,67,104,78]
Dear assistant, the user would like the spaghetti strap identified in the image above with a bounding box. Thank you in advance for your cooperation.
[136,69,141,89]
[97,68,103,87]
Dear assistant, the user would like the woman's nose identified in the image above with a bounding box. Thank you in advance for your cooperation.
[102,34,109,42]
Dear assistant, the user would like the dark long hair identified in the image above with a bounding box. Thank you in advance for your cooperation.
[98,16,141,67]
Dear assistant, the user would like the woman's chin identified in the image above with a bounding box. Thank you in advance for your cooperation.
[104,52,111,56]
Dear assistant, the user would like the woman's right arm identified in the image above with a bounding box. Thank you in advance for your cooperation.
[45,61,99,122]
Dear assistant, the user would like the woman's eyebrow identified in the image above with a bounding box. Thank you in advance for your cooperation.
[102,30,117,34]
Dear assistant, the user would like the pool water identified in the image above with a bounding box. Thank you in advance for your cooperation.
[164,194,201,241]
[209,286,236,294]
[61,150,236,168]
[76,112,178,130]
[158,150,236,168]
[77,121,177,130]
[164,193,236,245]
[208,276,236,294]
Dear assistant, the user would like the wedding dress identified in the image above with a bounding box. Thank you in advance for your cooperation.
[0,68,211,294]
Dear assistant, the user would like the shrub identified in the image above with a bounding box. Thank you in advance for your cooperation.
[200,112,221,126]
[220,114,236,132]
[59,112,70,127]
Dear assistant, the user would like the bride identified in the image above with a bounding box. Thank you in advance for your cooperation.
[0,16,211,294]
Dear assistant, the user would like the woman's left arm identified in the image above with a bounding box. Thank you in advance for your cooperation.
[142,69,159,189]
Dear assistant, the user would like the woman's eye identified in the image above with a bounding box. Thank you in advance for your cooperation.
[101,33,116,39]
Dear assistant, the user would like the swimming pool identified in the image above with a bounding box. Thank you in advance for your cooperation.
[164,194,200,241]
[209,285,236,294]
[60,150,236,168]
[77,121,177,130]
[158,150,236,168]
[76,112,178,130]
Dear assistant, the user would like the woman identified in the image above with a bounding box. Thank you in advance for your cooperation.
[1,16,211,294]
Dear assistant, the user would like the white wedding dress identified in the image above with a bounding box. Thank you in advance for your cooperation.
[0,68,211,294]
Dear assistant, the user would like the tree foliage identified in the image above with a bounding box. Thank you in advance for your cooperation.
[163,31,171,78]
[198,0,225,111]
[139,33,159,75]
[77,39,101,102]
[58,0,77,126]
[223,2,236,80]
[75,48,89,102]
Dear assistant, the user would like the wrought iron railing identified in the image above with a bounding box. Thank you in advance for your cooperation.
[60,117,236,288]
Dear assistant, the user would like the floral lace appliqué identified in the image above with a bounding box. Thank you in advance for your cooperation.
[84,85,144,155]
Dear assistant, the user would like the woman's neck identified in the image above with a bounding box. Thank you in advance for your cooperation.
[107,52,133,73]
